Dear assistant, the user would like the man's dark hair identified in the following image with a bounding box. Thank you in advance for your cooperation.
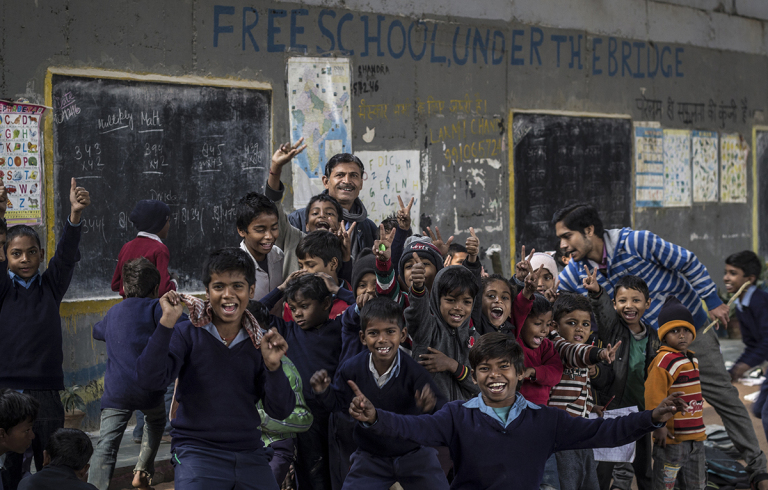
[305,194,343,226]
[446,243,468,257]
[122,257,161,298]
[726,251,763,281]
[529,293,553,317]
[436,267,480,301]
[324,153,365,178]
[553,292,593,322]
[296,231,343,266]
[247,300,271,326]
[0,389,39,432]
[235,192,278,232]
[202,248,256,287]
[284,273,332,304]
[482,274,515,296]
[552,203,605,237]
[614,275,650,301]
[45,428,93,470]
[360,296,404,332]
[0,217,7,236]
[380,213,398,235]
[6,224,41,249]
[469,332,525,376]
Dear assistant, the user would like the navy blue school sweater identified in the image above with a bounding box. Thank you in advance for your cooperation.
[363,397,660,490]
[135,321,295,453]
[0,221,81,391]
[735,286,768,368]
[92,298,187,411]
[260,286,355,417]
[318,350,446,457]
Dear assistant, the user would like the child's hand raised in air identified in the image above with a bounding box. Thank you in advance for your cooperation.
[69,178,91,223]
[335,220,357,262]
[261,328,289,371]
[348,380,377,424]
[418,347,459,374]
[159,291,184,328]
[310,369,331,394]
[268,138,307,190]
[410,253,426,290]
[373,224,395,263]
[278,269,307,292]
[415,383,437,413]
[426,226,454,258]
[397,195,414,231]
[598,341,622,364]
[523,265,544,299]
[544,279,560,303]
[582,265,600,294]
[515,246,535,282]
[465,227,479,263]
[651,391,688,429]
[316,272,341,295]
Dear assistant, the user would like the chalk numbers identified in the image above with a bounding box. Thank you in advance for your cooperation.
[200,143,224,171]
[172,206,202,226]
[144,143,167,170]
[73,143,103,171]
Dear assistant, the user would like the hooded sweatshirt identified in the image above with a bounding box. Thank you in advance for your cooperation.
[405,264,481,401]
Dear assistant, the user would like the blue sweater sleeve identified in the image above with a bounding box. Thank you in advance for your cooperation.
[363,403,455,447]
[43,220,83,302]
[736,293,768,367]
[339,306,365,365]
[553,407,659,451]
[135,325,186,392]
[260,362,297,421]
[92,319,106,342]
[260,287,284,311]
[336,287,355,305]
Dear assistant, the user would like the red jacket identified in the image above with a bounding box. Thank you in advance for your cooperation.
[111,236,176,297]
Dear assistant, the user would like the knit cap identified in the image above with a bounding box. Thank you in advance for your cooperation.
[398,235,444,279]
[530,252,558,279]
[657,296,696,342]
[130,200,170,234]
[351,248,377,293]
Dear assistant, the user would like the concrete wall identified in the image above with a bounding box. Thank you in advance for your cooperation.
[2,0,765,428]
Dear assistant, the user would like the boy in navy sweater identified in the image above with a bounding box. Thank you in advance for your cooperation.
[136,248,295,490]
[0,389,38,490]
[18,429,97,490]
[89,258,185,490]
[311,296,449,489]
[260,272,355,490]
[348,332,688,490]
[725,251,768,441]
[1,178,90,487]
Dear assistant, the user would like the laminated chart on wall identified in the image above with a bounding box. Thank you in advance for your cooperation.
[356,150,421,231]
[634,125,664,207]
[720,133,748,203]
[692,130,719,203]
[0,101,46,225]
[662,129,692,207]
[288,57,352,207]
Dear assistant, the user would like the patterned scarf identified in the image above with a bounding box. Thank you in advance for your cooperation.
[178,293,265,349]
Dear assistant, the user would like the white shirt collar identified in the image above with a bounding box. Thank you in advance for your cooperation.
[137,231,163,243]
[368,350,401,387]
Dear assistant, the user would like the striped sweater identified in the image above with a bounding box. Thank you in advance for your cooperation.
[376,256,410,309]
[548,335,604,418]
[644,346,706,444]
[558,228,722,329]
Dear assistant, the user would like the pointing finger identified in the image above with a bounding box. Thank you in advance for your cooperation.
[412,252,423,264]
[347,380,364,398]
[469,227,477,239]
[521,245,526,262]
[71,177,77,191]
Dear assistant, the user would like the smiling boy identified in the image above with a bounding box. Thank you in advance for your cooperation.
[310,297,449,489]
[348,332,687,490]
[236,192,284,301]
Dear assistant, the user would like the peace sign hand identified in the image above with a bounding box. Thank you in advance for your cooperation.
[373,223,396,262]
[335,220,357,262]
[599,341,622,364]
[582,265,600,294]
[426,226,454,257]
[348,380,377,424]
[523,265,544,299]
[272,138,307,168]
[465,227,479,263]
[515,246,535,282]
[397,195,414,231]
[544,279,560,303]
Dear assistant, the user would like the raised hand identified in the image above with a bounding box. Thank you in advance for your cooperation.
[159,291,184,328]
[69,177,90,223]
[410,252,426,290]
[544,279,560,303]
[465,227,479,263]
[356,291,375,309]
[418,347,459,373]
[582,265,600,294]
[348,380,377,424]
[415,383,437,413]
[397,195,414,231]
[279,269,307,291]
[336,220,357,261]
[599,341,622,364]
[316,272,341,295]
[373,224,396,262]
[261,328,288,371]
[651,391,688,426]
[268,138,307,190]
[426,226,454,258]
[523,265,544,299]
[515,246,535,282]
[310,369,331,394]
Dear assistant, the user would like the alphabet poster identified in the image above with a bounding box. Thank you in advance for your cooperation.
[356,150,421,231]
[0,101,46,225]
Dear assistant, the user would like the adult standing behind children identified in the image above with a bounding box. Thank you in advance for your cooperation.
[553,202,768,488]
[1,178,90,489]
[111,200,176,297]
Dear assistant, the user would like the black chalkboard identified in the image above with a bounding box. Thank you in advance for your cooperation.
[512,113,632,254]
[757,131,768,259]
[51,75,271,299]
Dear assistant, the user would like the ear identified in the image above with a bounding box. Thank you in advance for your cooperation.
[40,248,45,260]
[321,296,333,311]
[43,449,51,467]
[584,225,594,237]
[359,330,366,345]
[329,257,339,272]
[152,285,160,299]
[205,287,210,301]
[644,298,651,309]
[76,463,89,481]
[471,369,477,385]
[248,283,255,299]
[237,228,247,238]
[400,326,408,344]
[321,175,330,188]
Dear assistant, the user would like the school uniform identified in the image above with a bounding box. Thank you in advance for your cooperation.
[318,350,449,489]
[240,240,284,303]
[18,465,97,490]
[111,234,176,297]
[736,286,768,444]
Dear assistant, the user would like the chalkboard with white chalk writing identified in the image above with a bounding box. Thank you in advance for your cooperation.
[512,113,632,255]
[51,74,271,299]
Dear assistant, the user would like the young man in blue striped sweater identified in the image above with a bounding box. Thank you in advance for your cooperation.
[553,203,768,489]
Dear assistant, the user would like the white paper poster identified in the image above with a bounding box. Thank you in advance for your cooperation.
[356,150,421,231]
[288,57,352,207]
[662,129,692,207]
[634,125,664,207]
[720,133,748,203]
[692,130,719,203]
